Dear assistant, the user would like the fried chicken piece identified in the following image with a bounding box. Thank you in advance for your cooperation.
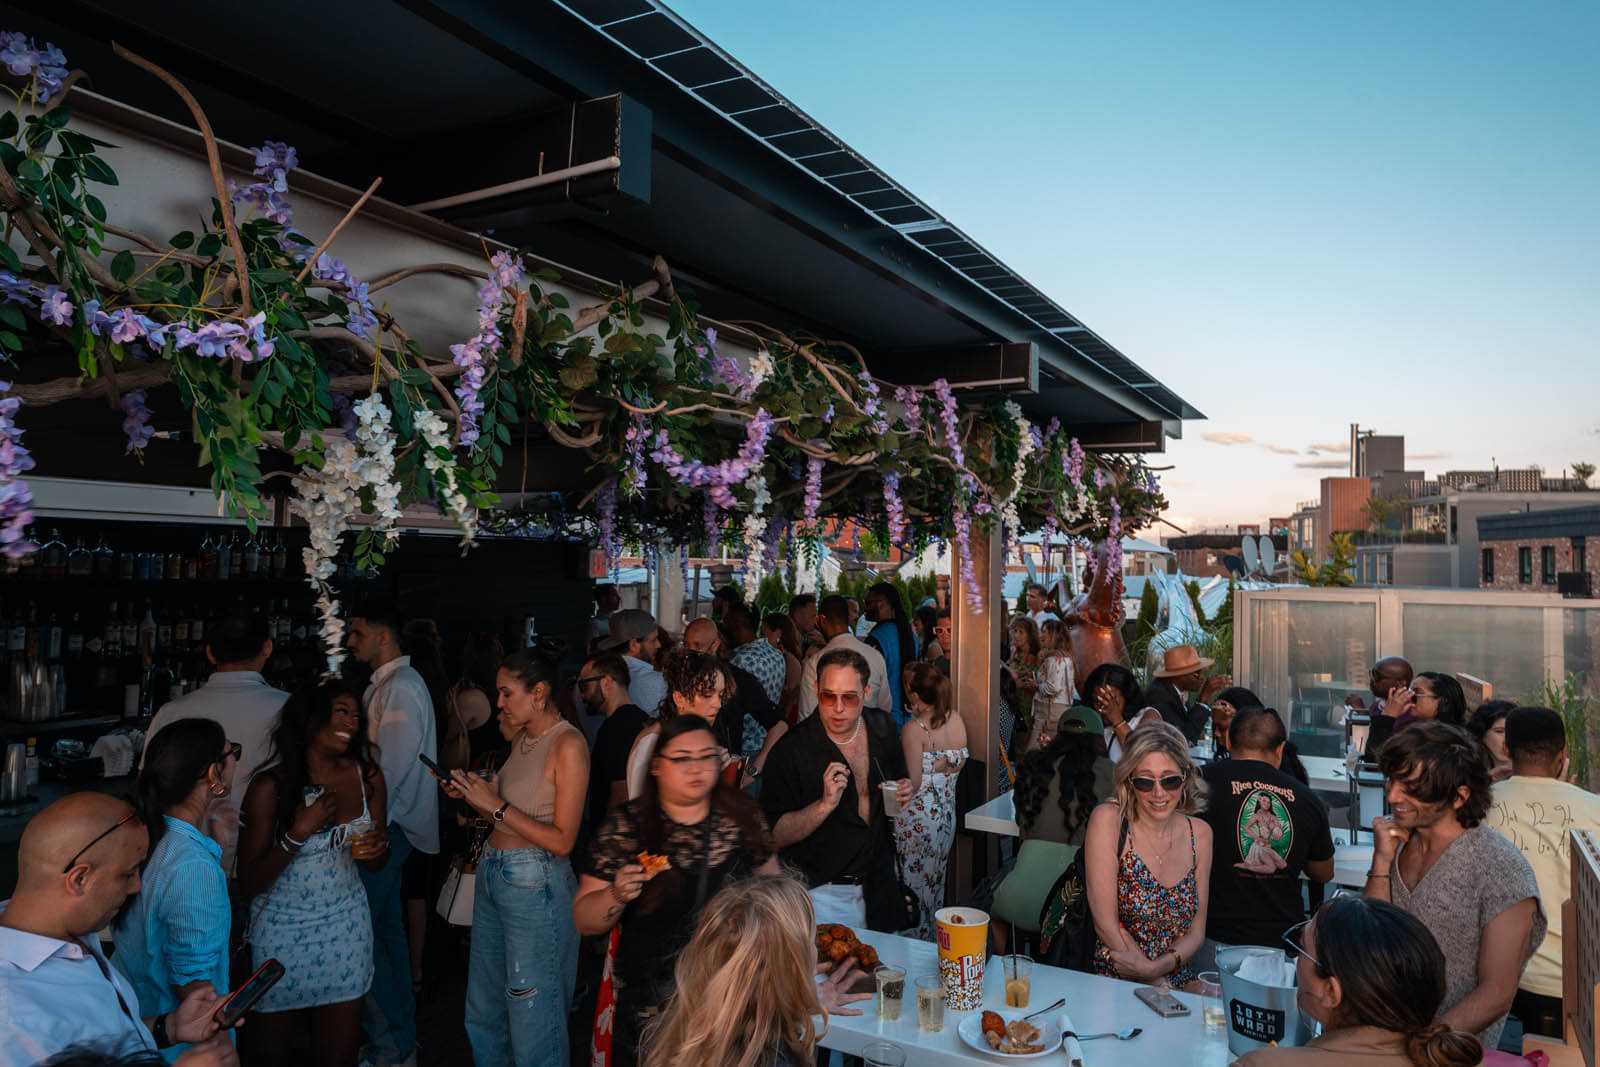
[857,946,879,969]
[981,1011,1006,1039]
[826,940,853,962]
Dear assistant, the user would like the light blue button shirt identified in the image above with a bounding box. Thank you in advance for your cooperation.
[111,817,230,1062]
[626,655,669,718]
[0,902,156,1067]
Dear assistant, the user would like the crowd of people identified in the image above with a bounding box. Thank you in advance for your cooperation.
[1,579,1596,1067]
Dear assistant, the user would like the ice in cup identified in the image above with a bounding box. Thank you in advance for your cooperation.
[881,780,902,817]
[934,906,989,1011]
[875,965,906,1021]
[1002,954,1032,1008]
[916,974,944,1032]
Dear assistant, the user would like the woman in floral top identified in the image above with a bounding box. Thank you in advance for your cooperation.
[574,714,777,1066]
[893,663,968,938]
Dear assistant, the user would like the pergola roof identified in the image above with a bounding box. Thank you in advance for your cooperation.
[10,0,1200,449]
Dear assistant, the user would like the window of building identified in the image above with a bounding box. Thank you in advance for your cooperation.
[1574,537,1587,574]
[1542,545,1557,584]
[1518,547,1532,584]
[1481,548,1493,583]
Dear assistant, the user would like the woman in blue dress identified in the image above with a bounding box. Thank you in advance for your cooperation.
[113,717,240,1062]
[238,681,390,1067]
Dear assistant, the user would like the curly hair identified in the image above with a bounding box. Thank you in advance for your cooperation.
[1377,721,1492,828]
[1112,720,1208,821]
[262,680,378,839]
[1015,731,1105,841]
[659,649,734,720]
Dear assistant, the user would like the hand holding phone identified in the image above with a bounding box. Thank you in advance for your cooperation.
[215,959,285,1028]
[418,752,447,781]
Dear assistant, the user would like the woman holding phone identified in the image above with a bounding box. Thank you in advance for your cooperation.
[445,650,589,1067]
[114,717,239,1063]
[237,682,389,1067]
[574,713,777,1066]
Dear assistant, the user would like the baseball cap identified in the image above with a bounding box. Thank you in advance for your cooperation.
[598,608,657,652]
[1056,705,1104,734]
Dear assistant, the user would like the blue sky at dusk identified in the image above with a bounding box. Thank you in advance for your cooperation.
[666,0,1600,533]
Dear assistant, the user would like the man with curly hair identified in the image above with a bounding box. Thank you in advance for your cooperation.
[1366,721,1545,1049]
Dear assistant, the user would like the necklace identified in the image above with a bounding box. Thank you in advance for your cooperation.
[1138,820,1179,870]
[518,716,561,754]
[826,716,863,748]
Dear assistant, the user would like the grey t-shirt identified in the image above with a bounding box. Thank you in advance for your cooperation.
[1389,823,1546,1048]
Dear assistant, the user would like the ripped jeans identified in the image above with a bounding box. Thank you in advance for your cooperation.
[465,844,578,1067]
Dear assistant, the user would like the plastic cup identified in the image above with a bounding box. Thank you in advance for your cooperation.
[881,780,902,817]
[1002,954,1032,1008]
[1197,969,1225,1032]
[875,964,906,1021]
[934,906,989,1011]
[916,974,945,1032]
[862,1043,905,1067]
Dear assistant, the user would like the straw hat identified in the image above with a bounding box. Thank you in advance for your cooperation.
[1152,644,1214,678]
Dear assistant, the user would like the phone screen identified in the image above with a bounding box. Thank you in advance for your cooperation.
[215,958,285,1027]
[418,752,445,780]
[1134,985,1190,1018]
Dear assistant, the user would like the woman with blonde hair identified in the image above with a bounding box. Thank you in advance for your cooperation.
[1085,720,1212,991]
[894,663,968,936]
[641,874,870,1067]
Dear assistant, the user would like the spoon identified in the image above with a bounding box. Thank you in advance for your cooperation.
[1023,997,1065,1021]
[1064,1027,1142,1041]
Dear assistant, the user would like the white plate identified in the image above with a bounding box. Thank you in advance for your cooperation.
[956,1010,1064,1059]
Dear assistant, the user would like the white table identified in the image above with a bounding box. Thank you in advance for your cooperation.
[819,931,1233,1066]
[1300,755,1350,793]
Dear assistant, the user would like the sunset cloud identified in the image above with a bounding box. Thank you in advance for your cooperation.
[1410,450,1450,461]
[1307,441,1349,454]
[1296,458,1350,469]
[1203,431,1255,446]
[1264,444,1299,455]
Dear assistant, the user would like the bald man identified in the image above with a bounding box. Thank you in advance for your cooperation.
[0,793,231,1066]
[682,618,788,786]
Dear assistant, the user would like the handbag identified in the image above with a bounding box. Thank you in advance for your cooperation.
[1038,817,1126,972]
[436,819,487,926]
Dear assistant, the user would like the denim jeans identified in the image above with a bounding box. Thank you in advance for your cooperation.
[465,844,578,1067]
[359,823,416,1063]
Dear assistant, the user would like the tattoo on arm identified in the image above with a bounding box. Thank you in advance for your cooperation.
[604,903,623,923]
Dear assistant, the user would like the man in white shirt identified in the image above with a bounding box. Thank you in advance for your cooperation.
[141,613,287,875]
[798,595,890,719]
[0,793,231,1066]
[1025,583,1059,628]
[588,583,621,652]
[347,601,436,1067]
[1488,705,1600,1040]
[601,608,668,716]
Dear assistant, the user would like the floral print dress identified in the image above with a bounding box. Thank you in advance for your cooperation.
[1092,817,1198,987]
[894,742,968,938]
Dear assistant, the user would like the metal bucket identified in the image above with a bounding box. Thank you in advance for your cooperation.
[1216,945,1312,1056]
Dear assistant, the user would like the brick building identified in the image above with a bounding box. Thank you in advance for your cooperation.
[1167,532,1289,578]
[1477,505,1600,597]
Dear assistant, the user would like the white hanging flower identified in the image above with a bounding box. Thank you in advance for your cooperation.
[1001,400,1034,538]
[742,474,770,586]
[748,348,776,391]
[413,407,477,546]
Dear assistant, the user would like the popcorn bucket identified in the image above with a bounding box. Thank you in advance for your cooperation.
[934,906,989,1011]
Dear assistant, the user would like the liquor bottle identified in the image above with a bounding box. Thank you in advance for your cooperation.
[44,611,62,661]
[93,535,116,579]
[40,530,67,578]
[271,533,287,579]
[183,548,199,581]
[243,533,261,579]
[24,736,37,788]
[138,601,157,662]
[174,609,190,654]
[121,601,138,658]
[67,536,93,578]
[66,611,84,658]
[190,604,205,657]
[156,603,172,654]
[118,547,135,580]
[215,533,231,581]
[228,532,244,580]
[104,601,121,658]
[24,602,39,659]
[7,604,26,659]
[165,550,183,581]
[201,531,221,581]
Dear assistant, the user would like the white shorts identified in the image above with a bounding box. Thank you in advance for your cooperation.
[810,882,867,927]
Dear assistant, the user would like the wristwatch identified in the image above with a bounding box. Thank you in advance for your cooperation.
[492,801,510,823]
[152,1011,173,1049]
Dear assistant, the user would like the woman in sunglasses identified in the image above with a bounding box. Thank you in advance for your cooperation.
[112,717,240,1062]
[574,713,777,1066]
[1244,896,1481,1067]
[1086,720,1212,991]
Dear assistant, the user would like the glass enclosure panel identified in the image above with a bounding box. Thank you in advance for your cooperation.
[1402,603,1544,702]
[1249,599,1376,757]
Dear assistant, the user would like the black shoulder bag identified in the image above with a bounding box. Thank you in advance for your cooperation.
[865,711,923,933]
[1038,816,1127,972]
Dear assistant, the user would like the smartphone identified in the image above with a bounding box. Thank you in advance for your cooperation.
[214,958,285,1028]
[418,752,447,781]
[301,784,324,807]
[1134,986,1191,1018]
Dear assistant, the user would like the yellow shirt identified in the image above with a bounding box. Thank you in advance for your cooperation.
[1488,774,1600,997]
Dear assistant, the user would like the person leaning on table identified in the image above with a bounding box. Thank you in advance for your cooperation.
[1239,896,1481,1067]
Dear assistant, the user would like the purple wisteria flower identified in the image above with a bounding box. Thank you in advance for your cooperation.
[1066,437,1086,484]
[170,314,273,362]
[802,455,824,528]
[623,409,650,495]
[1106,500,1124,579]
[232,141,299,225]
[0,32,68,101]
[311,255,379,337]
[650,409,773,508]
[120,390,154,452]
[882,471,904,543]
[110,309,142,345]
[596,476,621,572]
[702,493,722,553]
[450,250,524,448]
[0,381,36,557]
[39,286,72,326]
[894,386,921,435]
[858,370,889,435]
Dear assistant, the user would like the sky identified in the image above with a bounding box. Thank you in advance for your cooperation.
[665,0,1600,534]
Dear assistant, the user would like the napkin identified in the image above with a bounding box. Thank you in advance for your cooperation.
[1235,950,1297,988]
[1060,1010,1085,1067]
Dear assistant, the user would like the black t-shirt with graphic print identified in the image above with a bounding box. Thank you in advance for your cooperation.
[1200,757,1334,947]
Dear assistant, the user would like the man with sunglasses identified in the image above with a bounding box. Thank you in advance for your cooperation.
[0,793,231,1065]
[1366,722,1544,1050]
[1200,706,1334,950]
[762,648,910,928]
[579,651,650,836]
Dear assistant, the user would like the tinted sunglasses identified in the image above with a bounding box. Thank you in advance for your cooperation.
[1282,919,1324,973]
[221,741,243,764]
[1131,773,1186,793]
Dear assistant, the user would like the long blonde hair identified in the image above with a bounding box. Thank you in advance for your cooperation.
[642,874,826,1067]
[1113,720,1208,821]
